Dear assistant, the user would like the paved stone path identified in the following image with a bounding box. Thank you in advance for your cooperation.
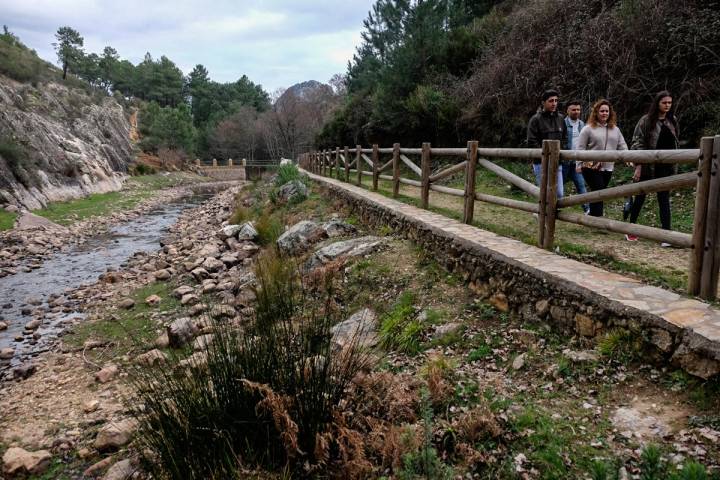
[305,170,720,370]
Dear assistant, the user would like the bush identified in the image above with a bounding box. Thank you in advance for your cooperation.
[0,28,53,84]
[255,213,284,246]
[129,163,156,176]
[0,136,35,187]
[275,163,303,187]
[133,251,371,478]
[379,292,424,354]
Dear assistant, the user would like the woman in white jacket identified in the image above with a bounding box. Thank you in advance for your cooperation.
[577,99,628,217]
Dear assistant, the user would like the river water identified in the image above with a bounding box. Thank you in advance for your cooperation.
[0,192,212,377]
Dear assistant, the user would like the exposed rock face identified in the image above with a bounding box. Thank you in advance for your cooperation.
[276,220,326,254]
[331,308,378,350]
[277,180,308,204]
[2,447,52,476]
[305,236,386,270]
[0,76,133,209]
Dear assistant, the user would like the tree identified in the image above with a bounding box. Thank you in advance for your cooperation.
[53,26,83,80]
[98,46,119,91]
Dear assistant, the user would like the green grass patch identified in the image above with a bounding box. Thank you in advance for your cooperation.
[379,291,424,354]
[0,210,17,230]
[64,281,180,356]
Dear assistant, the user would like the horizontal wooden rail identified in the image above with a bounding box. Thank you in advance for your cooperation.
[476,192,539,213]
[560,149,700,164]
[430,147,466,156]
[557,171,697,208]
[557,211,693,248]
[378,148,393,154]
[477,148,542,160]
[400,154,422,176]
[478,158,540,198]
[429,161,467,183]
[400,148,423,155]
[430,184,464,197]
[400,177,422,187]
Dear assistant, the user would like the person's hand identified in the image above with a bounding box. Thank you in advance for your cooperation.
[633,164,642,182]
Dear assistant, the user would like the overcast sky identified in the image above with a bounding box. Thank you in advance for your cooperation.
[0,0,374,92]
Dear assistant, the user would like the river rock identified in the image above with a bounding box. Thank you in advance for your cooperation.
[118,298,135,310]
[25,318,42,330]
[154,269,171,281]
[188,303,206,316]
[167,317,197,348]
[218,224,243,240]
[103,459,135,480]
[2,447,52,476]
[135,349,167,366]
[94,418,138,451]
[0,321,7,330]
[95,365,119,383]
[193,334,214,351]
[191,267,209,280]
[512,353,526,370]
[83,399,100,413]
[202,257,224,273]
[321,219,357,237]
[154,332,169,349]
[562,349,599,363]
[236,222,258,241]
[13,363,36,380]
[305,236,386,270]
[0,348,14,360]
[172,285,194,299]
[5,204,19,213]
[277,180,308,203]
[276,220,326,254]
[145,294,161,306]
[210,304,235,319]
[181,293,200,306]
[331,308,378,350]
[197,244,220,257]
[220,253,239,266]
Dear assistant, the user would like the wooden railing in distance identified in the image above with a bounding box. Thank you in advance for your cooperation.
[299,135,720,300]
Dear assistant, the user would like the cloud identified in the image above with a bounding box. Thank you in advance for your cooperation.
[0,0,373,91]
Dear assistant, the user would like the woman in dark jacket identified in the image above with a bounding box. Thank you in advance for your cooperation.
[625,91,679,245]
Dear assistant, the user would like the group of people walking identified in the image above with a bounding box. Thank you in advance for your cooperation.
[527,89,679,245]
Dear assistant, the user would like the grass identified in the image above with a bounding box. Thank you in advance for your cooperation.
[64,281,180,358]
[0,210,17,230]
[32,172,205,226]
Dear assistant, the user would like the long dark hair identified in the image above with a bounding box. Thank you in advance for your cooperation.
[645,90,674,145]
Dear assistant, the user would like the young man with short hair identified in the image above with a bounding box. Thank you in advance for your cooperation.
[527,89,566,198]
[563,100,590,213]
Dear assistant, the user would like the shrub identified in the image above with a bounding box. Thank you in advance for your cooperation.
[255,213,284,246]
[0,136,35,187]
[275,163,303,186]
[598,328,643,363]
[129,163,156,176]
[379,292,425,354]
[227,205,251,225]
[133,251,371,478]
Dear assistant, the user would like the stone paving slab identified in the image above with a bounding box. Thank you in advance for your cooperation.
[305,170,720,377]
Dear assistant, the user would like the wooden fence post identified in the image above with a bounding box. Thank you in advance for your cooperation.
[420,142,431,209]
[542,140,561,250]
[537,144,549,247]
[392,143,400,198]
[463,140,479,224]
[335,148,340,179]
[689,137,714,295]
[372,144,379,191]
[356,145,362,186]
[344,146,350,182]
[700,136,720,300]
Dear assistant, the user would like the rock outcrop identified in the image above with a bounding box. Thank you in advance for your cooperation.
[0,75,134,209]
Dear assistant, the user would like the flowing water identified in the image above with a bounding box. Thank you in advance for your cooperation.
[0,191,216,378]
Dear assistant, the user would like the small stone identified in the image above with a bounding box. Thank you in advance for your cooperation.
[575,313,596,337]
[0,321,7,330]
[188,303,206,316]
[236,222,258,241]
[135,349,167,366]
[535,299,550,316]
[562,349,599,363]
[145,294,161,306]
[191,267,209,280]
[193,334,214,351]
[2,447,52,476]
[83,399,100,413]
[172,285,194,299]
[95,365,119,384]
[512,353,526,370]
[432,322,462,340]
[0,347,14,360]
[94,418,138,451]
[103,459,135,480]
[489,292,509,312]
[83,456,114,477]
[154,333,169,349]
[13,363,36,380]
[24,319,41,330]
[118,298,135,310]
[180,293,200,306]
[77,447,93,459]
[167,318,197,348]
[210,304,235,319]
[201,257,224,273]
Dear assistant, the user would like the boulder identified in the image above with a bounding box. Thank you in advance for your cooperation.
[172,285,194,299]
[191,267,209,281]
[180,293,200,306]
[154,269,171,281]
[94,418,138,451]
[202,257,225,273]
[331,308,378,350]
[236,222,259,241]
[277,180,308,203]
[218,224,243,240]
[276,220,326,254]
[305,236,386,270]
[2,447,52,476]
[135,349,167,366]
[167,318,197,348]
[321,219,357,238]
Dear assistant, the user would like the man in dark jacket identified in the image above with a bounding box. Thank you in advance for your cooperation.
[527,89,567,197]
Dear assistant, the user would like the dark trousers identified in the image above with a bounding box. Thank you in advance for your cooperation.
[629,164,672,229]
[581,168,613,217]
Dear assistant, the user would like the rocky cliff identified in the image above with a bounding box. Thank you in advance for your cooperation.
[0,75,134,209]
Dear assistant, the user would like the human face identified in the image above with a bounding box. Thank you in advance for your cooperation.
[543,96,559,112]
[598,104,610,124]
[566,104,581,120]
[658,96,672,116]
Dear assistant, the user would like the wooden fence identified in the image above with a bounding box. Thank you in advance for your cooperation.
[299,137,720,300]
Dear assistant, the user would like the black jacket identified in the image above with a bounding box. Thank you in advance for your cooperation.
[527,109,567,164]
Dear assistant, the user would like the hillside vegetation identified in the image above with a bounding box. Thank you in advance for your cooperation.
[317,0,720,148]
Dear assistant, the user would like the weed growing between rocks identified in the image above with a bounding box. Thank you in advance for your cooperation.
[131,250,372,478]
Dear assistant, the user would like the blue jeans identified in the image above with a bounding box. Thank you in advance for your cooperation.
[533,163,563,198]
[561,161,589,212]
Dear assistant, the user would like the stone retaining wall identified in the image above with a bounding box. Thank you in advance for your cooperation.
[198,167,246,181]
[310,175,720,380]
